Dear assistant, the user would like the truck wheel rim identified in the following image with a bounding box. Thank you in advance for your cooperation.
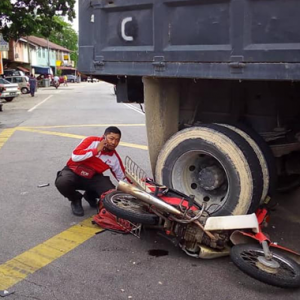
[171,150,230,212]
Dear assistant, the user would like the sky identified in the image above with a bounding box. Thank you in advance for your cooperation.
[71,0,79,32]
[65,0,78,32]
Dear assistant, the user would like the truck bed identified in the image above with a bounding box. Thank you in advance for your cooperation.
[79,0,300,81]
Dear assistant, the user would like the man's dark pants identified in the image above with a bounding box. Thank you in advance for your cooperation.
[55,166,115,203]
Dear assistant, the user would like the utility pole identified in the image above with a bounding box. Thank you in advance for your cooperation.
[47,38,51,86]
[47,38,50,68]
[27,37,31,73]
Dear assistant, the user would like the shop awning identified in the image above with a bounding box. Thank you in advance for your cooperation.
[17,66,30,73]
[57,66,76,71]
[31,66,53,75]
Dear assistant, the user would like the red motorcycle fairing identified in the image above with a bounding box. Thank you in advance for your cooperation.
[92,208,133,233]
[147,185,199,211]
[92,189,133,233]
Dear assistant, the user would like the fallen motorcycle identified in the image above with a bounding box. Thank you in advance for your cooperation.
[101,157,300,289]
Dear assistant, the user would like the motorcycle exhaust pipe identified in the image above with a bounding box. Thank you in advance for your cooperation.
[197,245,230,259]
[117,180,183,217]
[181,244,230,259]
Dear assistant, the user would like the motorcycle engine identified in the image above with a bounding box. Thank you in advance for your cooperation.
[176,223,228,255]
[170,222,203,255]
[183,223,204,244]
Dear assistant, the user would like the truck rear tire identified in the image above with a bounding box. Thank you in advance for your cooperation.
[217,124,270,206]
[226,123,277,197]
[155,124,263,216]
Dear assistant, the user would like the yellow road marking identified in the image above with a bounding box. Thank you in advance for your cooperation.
[0,218,102,290]
[119,141,148,150]
[18,127,86,139]
[18,123,145,129]
[0,129,16,151]
[17,128,148,150]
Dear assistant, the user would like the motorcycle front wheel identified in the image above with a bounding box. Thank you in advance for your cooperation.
[103,191,159,225]
[230,244,300,288]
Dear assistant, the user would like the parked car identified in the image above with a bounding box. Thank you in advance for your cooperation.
[0,78,21,102]
[87,77,99,83]
[66,75,77,83]
[4,69,25,77]
[5,76,30,94]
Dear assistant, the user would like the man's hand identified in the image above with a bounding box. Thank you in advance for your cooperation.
[96,138,107,153]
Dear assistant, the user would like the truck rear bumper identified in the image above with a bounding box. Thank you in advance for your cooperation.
[82,61,300,81]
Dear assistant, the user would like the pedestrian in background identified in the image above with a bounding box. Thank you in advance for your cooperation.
[63,75,68,86]
[29,74,37,97]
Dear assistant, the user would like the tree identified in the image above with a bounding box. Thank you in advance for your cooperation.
[0,0,76,40]
[41,16,78,66]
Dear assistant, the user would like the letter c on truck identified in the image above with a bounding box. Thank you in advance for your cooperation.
[121,17,134,41]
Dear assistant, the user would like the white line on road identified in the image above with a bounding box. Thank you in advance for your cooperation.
[28,95,53,112]
[123,103,145,115]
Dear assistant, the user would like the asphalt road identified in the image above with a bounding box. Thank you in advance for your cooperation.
[0,82,300,300]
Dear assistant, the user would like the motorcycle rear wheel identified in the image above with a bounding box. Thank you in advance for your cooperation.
[103,191,159,225]
[230,244,300,288]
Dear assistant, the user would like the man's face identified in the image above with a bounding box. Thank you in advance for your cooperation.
[104,133,121,151]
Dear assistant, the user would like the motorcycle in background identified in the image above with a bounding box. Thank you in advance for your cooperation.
[101,156,300,289]
[53,81,60,89]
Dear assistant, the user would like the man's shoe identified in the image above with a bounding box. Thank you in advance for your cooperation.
[71,198,84,216]
[83,192,99,208]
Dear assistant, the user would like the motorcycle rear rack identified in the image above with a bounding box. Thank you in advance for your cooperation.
[116,218,142,238]
[124,156,151,192]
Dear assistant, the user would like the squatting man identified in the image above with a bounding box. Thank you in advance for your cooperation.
[55,126,127,216]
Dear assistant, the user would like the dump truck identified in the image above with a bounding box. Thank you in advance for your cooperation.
[78,0,300,216]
